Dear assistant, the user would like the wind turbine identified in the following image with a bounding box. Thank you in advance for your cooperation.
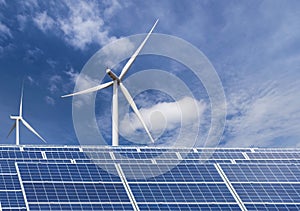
[7,84,46,145]
[62,19,159,146]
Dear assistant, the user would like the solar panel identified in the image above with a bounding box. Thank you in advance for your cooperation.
[220,164,300,182]
[28,203,134,211]
[122,164,223,182]
[0,146,300,210]
[233,183,300,203]
[130,183,236,203]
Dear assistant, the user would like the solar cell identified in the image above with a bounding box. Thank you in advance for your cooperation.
[129,183,236,203]
[245,204,300,210]
[114,152,178,159]
[28,203,134,211]
[122,164,223,182]
[0,191,25,207]
[0,151,42,159]
[138,203,241,211]
[23,183,130,203]
[235,159,300,164]
[248,152,300,159]
[0,174,20,190]
[185,152,245,159]
[233,183,300,203]
[221,164,300,182]
[18,163,121,182]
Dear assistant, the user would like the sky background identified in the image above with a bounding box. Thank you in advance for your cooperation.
[0,0,299,147]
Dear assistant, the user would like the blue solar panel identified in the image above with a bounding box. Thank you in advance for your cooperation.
[248,152,300,159]
[18,163,121,182]
[245,204,300,210]
[0,160,18,173]
[0,146,300,210]
[233,183,300,203]
[114,152,178,159]
[28,203,134,211]
[45,151,89,159]
[0,191,25,207]
[24,147,80,152]
[221,164,300,182]
[24,183,130,203]
[0,151,42,159]
[155,159,233,164]
[0,174,20,190]
[122,164,223,182]
[236,159,300,164]
[130,183,236,203]
[185,152,245,159]
[138,203,241,210]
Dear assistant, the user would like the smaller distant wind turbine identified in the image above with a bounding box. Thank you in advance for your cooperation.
[7,84,46,145]
[62,20,159,146]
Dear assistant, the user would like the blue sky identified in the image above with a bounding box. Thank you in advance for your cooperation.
[0,0,299,147]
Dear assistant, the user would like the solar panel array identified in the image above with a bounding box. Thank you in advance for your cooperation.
[0,146,300,210]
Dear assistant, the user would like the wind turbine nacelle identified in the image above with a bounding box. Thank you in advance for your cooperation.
[106,69,120,82]
[10,115,21,120]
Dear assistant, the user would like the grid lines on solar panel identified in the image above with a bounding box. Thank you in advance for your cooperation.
[245,204,300,210]
[155,159,233,164]
[28,203,134,211]
[121,164,223,182]
[220,164,300,182]
[23,147,80,151]
[130,183,236,203]
[184,152,245,159]
[138,203,241,211]
[23,183,130,203]
[0,174,21,190]
[0,151,42,159]
[17,163,121,182]
[0,191,25,208]
[236,159,300,164]
[248,152,300,159]
[233,183,300,203]
[113,152,178,159]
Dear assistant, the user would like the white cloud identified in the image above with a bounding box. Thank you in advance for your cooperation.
[33,11,55,33]
[17,15,28,31]
[119,96,207,140]
[45,96,55,106]
[224,81,300,147]
[48,75,62,93]
[26,76,38,86]
[64,68,99,108]
[0,22,12,38]
[103,0,122,19]
[58,0,117,50]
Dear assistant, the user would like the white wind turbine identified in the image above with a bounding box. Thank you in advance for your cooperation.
[7,84,46,145]
[62,20,159,146]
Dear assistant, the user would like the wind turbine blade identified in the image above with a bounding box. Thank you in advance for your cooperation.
[20,118,46,143]
[19,82,24,117]
[119,83,155,143]
[61,81,114,98]
[119,19,159,80]
[7,122,16,138]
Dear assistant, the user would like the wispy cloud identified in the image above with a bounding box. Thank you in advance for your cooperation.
[119,96,207,142]
[48,74,63,94]
[30,0,120,50]
[224,80,300,147]
[33,11,55,33]
[0,21,12,39]
[45,96,55,106]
